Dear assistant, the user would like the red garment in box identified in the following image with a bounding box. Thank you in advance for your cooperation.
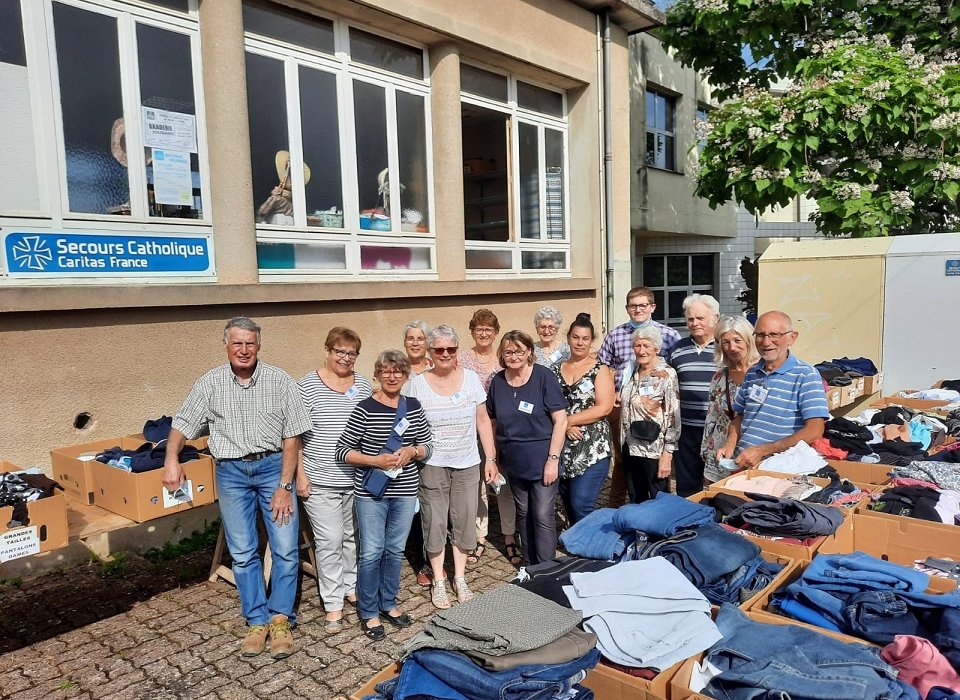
[812,437,848,460]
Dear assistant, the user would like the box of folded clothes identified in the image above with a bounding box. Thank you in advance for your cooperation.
[820,511,960,568]
[583,656,680,699]
[856,477,960,531]
[863,371,884,395]
[89,437,215,523]
[0,462,69,561]
[350,662,402,700]
[823,458,892,485]
[825,386,842,410]
[49,437,130,504]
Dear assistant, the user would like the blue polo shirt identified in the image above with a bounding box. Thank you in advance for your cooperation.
[732,353,829,453]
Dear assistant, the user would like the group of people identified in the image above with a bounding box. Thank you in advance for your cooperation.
[160,288,831,658]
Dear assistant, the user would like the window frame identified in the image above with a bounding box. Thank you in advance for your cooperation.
[644,86,677,172]
[243,7,436,279]
[460,61,570,277]
[641,253,717,326]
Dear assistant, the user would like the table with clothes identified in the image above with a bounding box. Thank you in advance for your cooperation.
[0,470,61,527]
[714,465,874,508]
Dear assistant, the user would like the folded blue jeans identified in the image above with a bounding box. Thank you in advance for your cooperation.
[842,590,921,644]
[610,491,716,537]
[701,554,784,606]
[558,507,631,561]
[636,523,760,588]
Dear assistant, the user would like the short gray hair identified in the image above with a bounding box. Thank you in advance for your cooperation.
[714,315,760,367]
[403,320,430,340]
[683,293,720,317]
[428,324,460,347]
[631,325,663,352]
[533,305,563,327]
[374,350,411,376]
[224,317,261,343]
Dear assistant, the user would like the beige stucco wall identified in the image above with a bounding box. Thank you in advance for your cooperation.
[629,33,736,238]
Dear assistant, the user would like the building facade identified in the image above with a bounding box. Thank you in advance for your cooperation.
[1,0,660,466]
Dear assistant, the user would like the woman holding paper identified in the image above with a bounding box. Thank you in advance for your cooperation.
[335,350,432,641]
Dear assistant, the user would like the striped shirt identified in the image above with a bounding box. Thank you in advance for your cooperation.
[668,338,717,428]
[172,361,311,460]
[598,320,682,390]
[298,371,373,488]
[732,353,830,453]
[334,396,432,500]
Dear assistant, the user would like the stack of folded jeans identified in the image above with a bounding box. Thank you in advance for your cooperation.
[725,493,845,537]
[610,492,716,536]
[699,603,918,700]
[771,552,960,660]
[562,557,722,671]
[558,508,633,561]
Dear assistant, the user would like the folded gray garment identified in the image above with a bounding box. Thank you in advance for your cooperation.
[465,628,597,671]
[405,585,583,657]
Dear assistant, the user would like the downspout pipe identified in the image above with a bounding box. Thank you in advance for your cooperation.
[601,8,615,331]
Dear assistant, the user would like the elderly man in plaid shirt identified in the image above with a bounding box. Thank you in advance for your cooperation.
[162,317,311,660]
[598,287,681,507]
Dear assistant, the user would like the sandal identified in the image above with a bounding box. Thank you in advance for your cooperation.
[431,580,451,610]
[324,615,345,634]
[505,543,522,566]
[467,542,487,565]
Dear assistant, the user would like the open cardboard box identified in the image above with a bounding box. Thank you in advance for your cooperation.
[856,482,960,532]
[871,394,952,411]
[820,511,960,567]
[350,662,401,700]
[0,460,69,562]
[582,655,682,700]
[50,437,129,504]
[823,459,892,486]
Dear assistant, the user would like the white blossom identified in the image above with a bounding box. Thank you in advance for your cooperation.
[890,190,914,212]
[931,112,960,130]
[931,163,960,180]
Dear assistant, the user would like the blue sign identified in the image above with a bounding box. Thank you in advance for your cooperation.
[947,259,960,277]
[4,232,213,276]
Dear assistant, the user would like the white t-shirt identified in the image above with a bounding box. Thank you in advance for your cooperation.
[405,369,486,469]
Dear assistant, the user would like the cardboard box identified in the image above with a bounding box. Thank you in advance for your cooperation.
[0,461,69,562]
[825,386,842,410]
[583,657,682,700]
[871,395,951,410]
[818,513,960,572]
[855,483,960,534]
[90,437,216,523]
[350,662,401,700]
[840,383,859,405]
[824,459,892,486]
[862,372,884,395]
[50,437,129,504]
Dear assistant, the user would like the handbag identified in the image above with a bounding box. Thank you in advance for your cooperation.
[629,419,661,442]
[361,397,408,499]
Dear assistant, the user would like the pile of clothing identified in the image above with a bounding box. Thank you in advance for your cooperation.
[96,441,201,473]
[720,466,871,508]
[558,494,787,606]
[1,471,61,527]
[815,355,878,388]
[696,489,845,544]
[869,460,960,526]
[362,586,597,699]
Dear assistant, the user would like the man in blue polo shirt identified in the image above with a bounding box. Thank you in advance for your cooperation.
[718,310,828,470]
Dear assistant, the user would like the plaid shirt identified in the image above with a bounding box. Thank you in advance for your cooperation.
[172,361,311,460]
[598,320,682,390]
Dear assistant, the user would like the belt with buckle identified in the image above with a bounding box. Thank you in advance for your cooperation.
[240,451,278,462]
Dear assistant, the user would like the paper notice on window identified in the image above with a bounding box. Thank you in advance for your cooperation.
[142,107,197,152]
[152,149,194,206]
[0,526,40,562]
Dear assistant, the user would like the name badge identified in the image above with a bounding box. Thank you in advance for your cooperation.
[549,349,563,363]
[395,417,410,435]
[638,384,656,396]
[451,390,468,404]
[579,378,594,392]
[345,385,359,399]
[748,385,769,403]
[518,400,535,414]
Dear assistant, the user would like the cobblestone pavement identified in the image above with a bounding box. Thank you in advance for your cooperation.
[0,536,520,700]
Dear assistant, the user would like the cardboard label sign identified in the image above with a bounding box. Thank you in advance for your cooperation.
[162,480,194,509]
[0,526,41,562]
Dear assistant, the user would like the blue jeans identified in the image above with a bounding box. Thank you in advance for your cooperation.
[216,453,299,626]
[560,458,609,526]
[355,496,416,620]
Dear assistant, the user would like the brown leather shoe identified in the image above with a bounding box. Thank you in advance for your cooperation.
[268,614,294,659]
[240,624,269,657]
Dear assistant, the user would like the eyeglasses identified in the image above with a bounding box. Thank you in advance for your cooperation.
[431,346,458,355]
[331,348,359,359]
[626,303,653,311]
[473,327,496,336]
[537,325,558,333]
[380,369,407,377]
[503,349,529,358]
[753,332,792,341]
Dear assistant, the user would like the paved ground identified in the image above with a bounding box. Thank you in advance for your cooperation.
[0,533,520,700]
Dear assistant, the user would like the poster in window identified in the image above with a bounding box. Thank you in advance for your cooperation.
[152,149,193,206]
[142,106,197,152]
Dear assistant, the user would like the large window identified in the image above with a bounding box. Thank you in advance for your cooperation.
[244,1,434,277]
[645,88,676,171]
[642,254,716,325]
[0,0,207,222]
[460,63,569,274]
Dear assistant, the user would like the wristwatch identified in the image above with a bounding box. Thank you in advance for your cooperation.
[278,482,294,491]
[548,454,560,461]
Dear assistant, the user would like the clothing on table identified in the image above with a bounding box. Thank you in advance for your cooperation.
[172,360,312,459]
[552,360,612,480]
[142,415,173,442]
[893,462,960,492]
[717,521,819,547]
[881,635,960,698]
[406,584,583,657]
[720,473,820,500]
[512,556,617,608]
[812,437,849,459]
[732,353,830,454]
[831,356,880,376]
[534,342,571,368]
[597,319,681,390]
[334,396,432,500]
[466,628,599,671]
[558,507,632,561]
[756,440,827,475]
[870,485,944,523]
[871,406,915,426]
[899,389,960,402]
[298,370,373,488]
[0,472,60,526]
[457,350,502,392]
[725,493,845,537]
[824,416,876,456]
[610,492,716,537]
[619,359,680,460]
[701,367,742,483]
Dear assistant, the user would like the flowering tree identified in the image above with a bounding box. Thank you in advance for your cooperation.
[661,0,960,236]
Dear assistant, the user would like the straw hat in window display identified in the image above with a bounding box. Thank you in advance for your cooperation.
[257,150,312,223]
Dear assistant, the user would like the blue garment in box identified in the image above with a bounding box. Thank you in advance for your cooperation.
[395,648,600,700]
[610,491,716,537]
[700,554,785,606]
[636,523,760,588]
[558,508,631,561]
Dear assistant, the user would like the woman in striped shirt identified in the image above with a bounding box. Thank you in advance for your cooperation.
[336,350,432,641]
[297,327,372,635]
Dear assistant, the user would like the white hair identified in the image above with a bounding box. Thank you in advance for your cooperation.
[714,315,760,367]
[224,317,261,343]
[631,325,663,351]
[428,324,460,347]
[682,293,720,317]
[403,320,430,340]
[533,305,563,327]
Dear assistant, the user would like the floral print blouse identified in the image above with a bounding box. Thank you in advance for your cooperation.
[701,367,741,483]
[553,360,612,479]
[619,359,681,459]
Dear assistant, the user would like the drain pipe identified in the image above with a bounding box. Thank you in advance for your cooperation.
[601,7,615,331]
